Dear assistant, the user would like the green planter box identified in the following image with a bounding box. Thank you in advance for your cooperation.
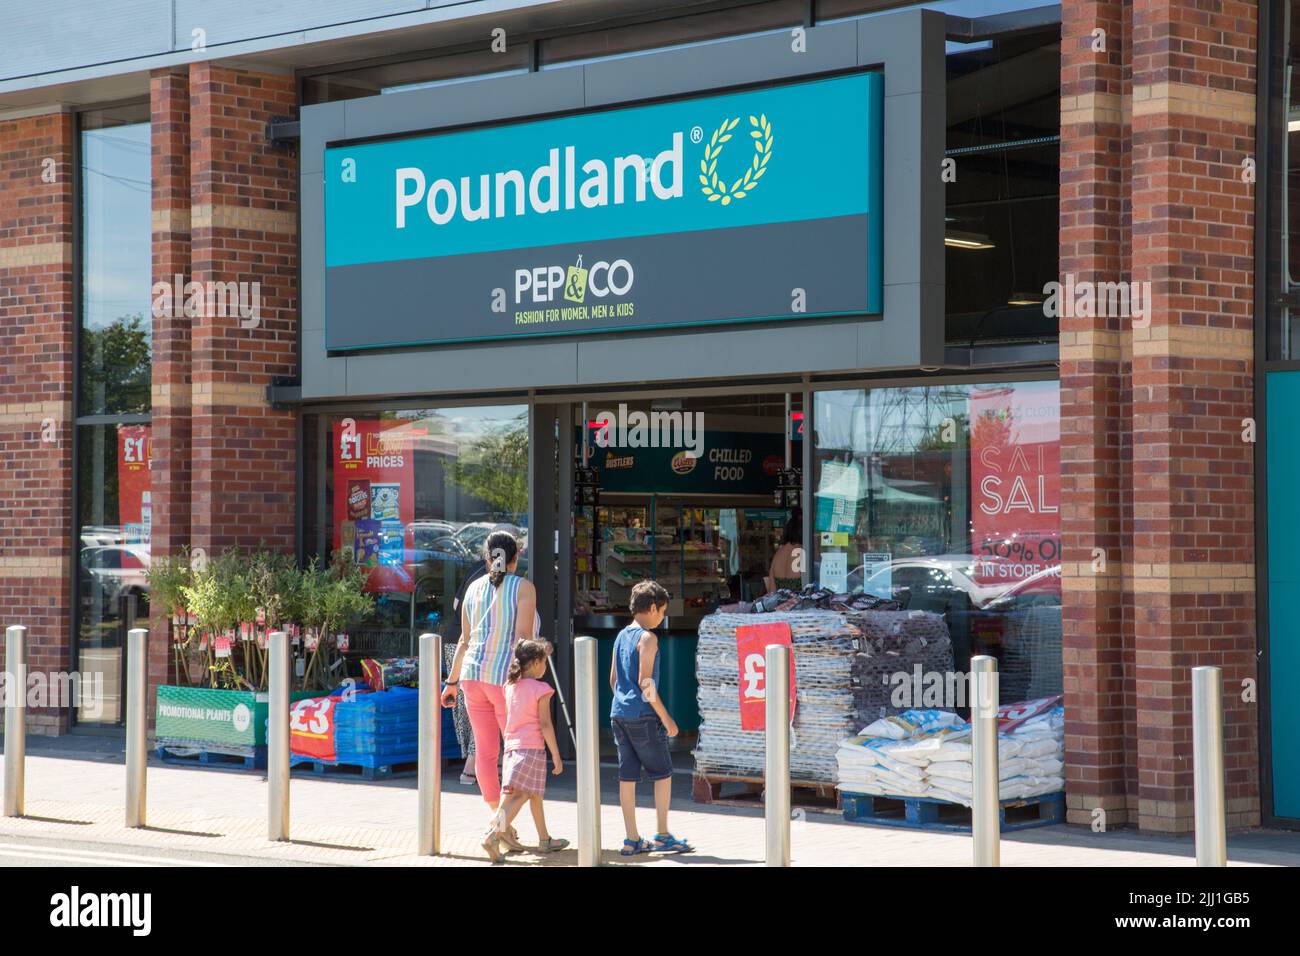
[155,685,317,747]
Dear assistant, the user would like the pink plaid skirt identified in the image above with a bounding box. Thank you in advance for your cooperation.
[501,748,548,796]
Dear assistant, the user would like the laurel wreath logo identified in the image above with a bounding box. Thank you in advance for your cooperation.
[699,113,774,205]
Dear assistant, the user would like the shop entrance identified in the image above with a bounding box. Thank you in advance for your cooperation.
[557,391,805,753]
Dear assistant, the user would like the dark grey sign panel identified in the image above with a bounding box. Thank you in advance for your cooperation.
[325,215,870,351]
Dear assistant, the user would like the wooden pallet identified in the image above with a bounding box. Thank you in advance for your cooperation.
[289,756,423,781]
[692,772,842,814]
[155,744,266,771]
[841,791,1065,832]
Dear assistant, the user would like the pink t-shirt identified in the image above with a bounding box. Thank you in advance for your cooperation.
[504,678,555,752]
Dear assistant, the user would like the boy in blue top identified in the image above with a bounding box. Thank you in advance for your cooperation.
[609,580,693,855]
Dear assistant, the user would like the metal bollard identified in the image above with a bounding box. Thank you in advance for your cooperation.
[417,633,442,856]
[268,631,290,842]
[125,627,148,828]
[765,643,791,867]
[970,655,1000,867]
[575,636,601,867]
[4,625,26,818]
[1192,666,1227,866]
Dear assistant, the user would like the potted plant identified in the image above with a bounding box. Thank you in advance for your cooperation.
[145,548,202,686]
[297,549,374,692]
[152,546,323,764]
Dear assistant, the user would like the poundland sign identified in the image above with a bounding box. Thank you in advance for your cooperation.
[324,72,883,350]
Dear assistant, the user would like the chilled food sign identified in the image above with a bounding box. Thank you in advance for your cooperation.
[324,72,883,350]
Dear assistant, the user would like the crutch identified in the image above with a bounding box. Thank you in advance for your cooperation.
[547,654,579,750]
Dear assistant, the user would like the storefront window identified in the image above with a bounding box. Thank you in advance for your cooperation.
[74,102,151,726]
[1266,0,1300,359]
[79,106,151,416]
[76,423,151,725]
[812,380,1060,700]
[305,404,530,658]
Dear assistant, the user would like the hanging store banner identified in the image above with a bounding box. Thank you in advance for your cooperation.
[332,420,417,593]
[324,72,883,350]
[117,424,152,543]
[968,382,1061,587]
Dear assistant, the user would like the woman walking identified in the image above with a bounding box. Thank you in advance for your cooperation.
[442,530,545,848]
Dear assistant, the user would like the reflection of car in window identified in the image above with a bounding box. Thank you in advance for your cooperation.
[79,544,151,605]
[840,555,1061,678]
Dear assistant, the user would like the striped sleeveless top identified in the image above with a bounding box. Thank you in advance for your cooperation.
[460,572,526,686]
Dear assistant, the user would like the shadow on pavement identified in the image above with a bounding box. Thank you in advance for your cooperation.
[142,825,224,839]
[12,814,95,826]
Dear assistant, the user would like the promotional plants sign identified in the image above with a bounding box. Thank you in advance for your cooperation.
[324,72,883,349]
[155,686,316,748]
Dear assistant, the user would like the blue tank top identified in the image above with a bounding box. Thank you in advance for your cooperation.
[611,623,660,720]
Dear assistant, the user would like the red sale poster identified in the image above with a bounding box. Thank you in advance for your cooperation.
[117,424,152,542]
[332,420,417,593]
[290,695,339,762]
[736,622,797,731]
[969,382,1060,587]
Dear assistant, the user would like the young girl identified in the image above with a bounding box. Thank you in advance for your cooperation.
[482,640,568,862]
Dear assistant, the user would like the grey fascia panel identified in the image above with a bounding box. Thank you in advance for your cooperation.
[301,172,326,332]
[342,340,581,398]
[301,6,947,398]
[340,66,586,142]
[860,284,944,370]
[300,101,347,176]
[575,319,863,385]
[882,89,945,288]
[861,9,946,93]
[581,22,858,107]
[302,327,349,398]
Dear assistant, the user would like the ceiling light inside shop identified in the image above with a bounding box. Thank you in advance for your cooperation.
[1007,291,1046,305]
[944,230,995,250]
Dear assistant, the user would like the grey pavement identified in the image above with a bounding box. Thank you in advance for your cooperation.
[0,732,1297,867]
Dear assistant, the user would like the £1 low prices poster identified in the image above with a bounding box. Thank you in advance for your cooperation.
[333,420,416,593]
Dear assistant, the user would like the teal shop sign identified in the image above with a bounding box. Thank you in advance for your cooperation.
[324,72,884,350]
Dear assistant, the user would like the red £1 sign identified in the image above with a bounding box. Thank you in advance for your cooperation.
[735,622,796,731]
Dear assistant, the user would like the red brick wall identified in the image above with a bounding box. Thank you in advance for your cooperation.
[149,68,192,708]
[187,64,298,554]
[0,111,75,735]
[1059,0,1132,828]
[1127,0,1258,831]
[1061,0,1260,832]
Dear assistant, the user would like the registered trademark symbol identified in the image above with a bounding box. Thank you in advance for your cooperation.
[690,126,703,144]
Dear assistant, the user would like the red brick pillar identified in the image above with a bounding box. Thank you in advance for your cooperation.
[0,111,75,735]
[1129,0,1259,831]
[1059,1,1132,827]
[149,67,192,715]
[188,64,298,554]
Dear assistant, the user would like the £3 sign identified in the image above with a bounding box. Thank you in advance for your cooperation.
[290,696,338,762]
[735,622,796,731]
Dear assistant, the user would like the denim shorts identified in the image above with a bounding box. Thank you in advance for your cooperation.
[610,714,673,783]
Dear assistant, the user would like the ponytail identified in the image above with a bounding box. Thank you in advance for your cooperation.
[507,639,547,684]
[483,530,519,588]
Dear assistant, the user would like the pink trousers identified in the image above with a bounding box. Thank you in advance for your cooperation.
[461,680,508,805]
